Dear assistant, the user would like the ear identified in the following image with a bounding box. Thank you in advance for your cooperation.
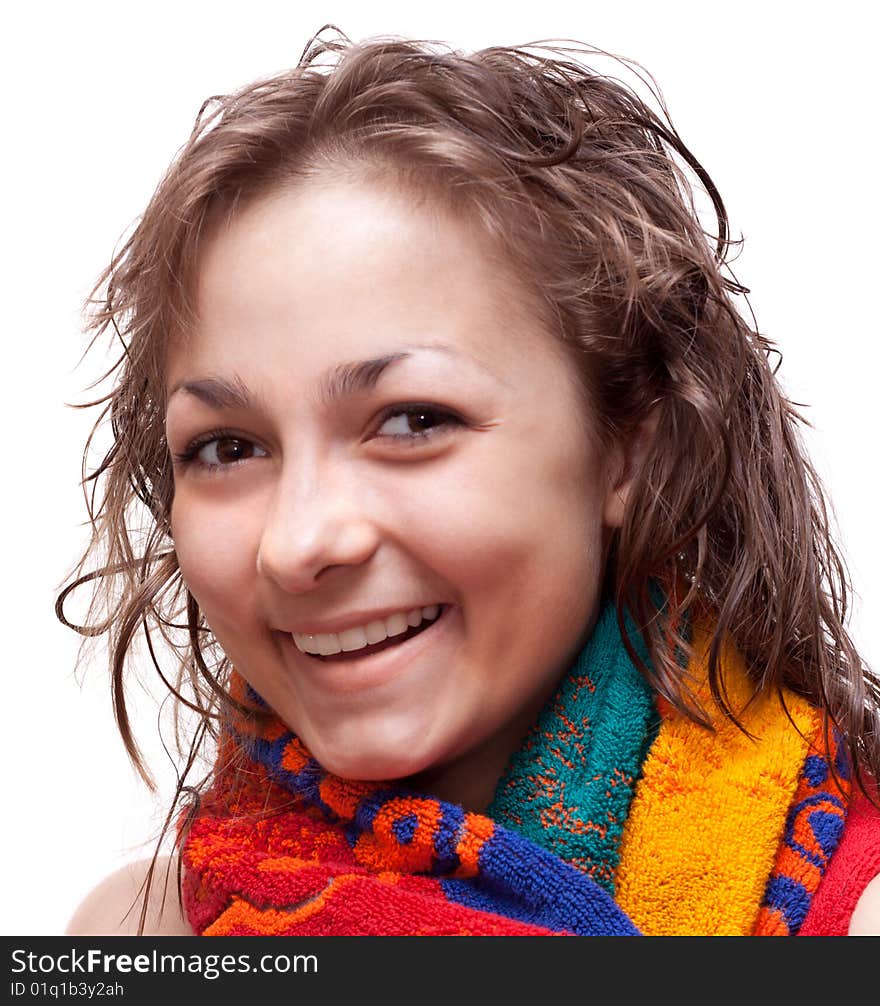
[603,407,659,529]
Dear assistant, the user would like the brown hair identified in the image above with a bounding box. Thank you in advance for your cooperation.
[58,26,880,831]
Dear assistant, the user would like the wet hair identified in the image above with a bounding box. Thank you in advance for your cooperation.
[58,26,879,831]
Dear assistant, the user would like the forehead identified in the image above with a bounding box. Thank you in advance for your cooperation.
[167,178,574,393]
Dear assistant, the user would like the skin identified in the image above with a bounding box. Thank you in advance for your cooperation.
[163,177,625,811]
[848,873,880,935]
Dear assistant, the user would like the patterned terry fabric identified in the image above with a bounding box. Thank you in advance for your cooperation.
[487,603,659,892]
[752,729,852,935]
[614,620,847,935]
[798,785,880,935]
[182,605,853,936]
[182,730,639,935]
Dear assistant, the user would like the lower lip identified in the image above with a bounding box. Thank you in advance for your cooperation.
[278,605,457,694]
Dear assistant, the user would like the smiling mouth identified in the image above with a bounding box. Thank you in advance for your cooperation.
[306,605,447,663]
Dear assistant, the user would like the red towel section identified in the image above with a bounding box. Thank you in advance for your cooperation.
[799,784,880,935]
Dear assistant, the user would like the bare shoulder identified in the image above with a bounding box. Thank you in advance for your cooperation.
[848,873,880,936]
[65,856,193,937]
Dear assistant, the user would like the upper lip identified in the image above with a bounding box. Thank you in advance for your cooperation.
[277,603,446,637]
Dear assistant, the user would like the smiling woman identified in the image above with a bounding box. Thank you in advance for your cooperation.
[58,27,880,937]
[164,179,615,796]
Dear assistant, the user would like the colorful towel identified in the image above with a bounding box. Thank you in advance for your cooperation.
[487,604,659,892]
[182,604,851,935]
[798,785,880,935]
[615,620,848,935]
[183,732,638,934]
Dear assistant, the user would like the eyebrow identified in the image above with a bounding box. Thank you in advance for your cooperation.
[320,352,410,404]
[169,343,510,414]
[168,352,412,412]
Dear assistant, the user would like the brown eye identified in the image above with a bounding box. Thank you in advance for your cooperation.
[202,438,257,465]
[375,405,462,440]
[174,433,269,471]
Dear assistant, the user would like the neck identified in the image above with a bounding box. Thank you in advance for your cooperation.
[405,750,507,813]
[403,696,553,813]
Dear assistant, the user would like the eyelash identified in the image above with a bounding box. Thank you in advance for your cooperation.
[371,403,464,443]
[171,427,260,472]
[172,405,463,472]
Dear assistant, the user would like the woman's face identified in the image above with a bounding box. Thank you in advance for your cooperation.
[165,178,622,806]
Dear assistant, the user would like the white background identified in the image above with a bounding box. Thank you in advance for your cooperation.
[2,0,878,936]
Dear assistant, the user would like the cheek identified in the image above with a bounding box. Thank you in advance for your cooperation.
[393,436,607,613]
[171,495,260,612]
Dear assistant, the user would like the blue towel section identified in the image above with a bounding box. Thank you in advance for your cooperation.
[442,825,640,935]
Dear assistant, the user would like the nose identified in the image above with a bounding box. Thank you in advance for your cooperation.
[256,459,381,594]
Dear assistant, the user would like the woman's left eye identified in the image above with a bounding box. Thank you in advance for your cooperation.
[373,405,463,441]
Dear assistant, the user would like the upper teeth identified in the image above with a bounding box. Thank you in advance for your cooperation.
[292,605,441,656]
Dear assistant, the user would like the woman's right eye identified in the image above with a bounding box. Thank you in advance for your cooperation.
[173,433,268,472]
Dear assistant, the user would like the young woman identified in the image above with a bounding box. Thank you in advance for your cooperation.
[61,28,880,936]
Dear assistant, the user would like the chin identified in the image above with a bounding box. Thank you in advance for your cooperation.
[322,751,433,784]
[309,733,441,785]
